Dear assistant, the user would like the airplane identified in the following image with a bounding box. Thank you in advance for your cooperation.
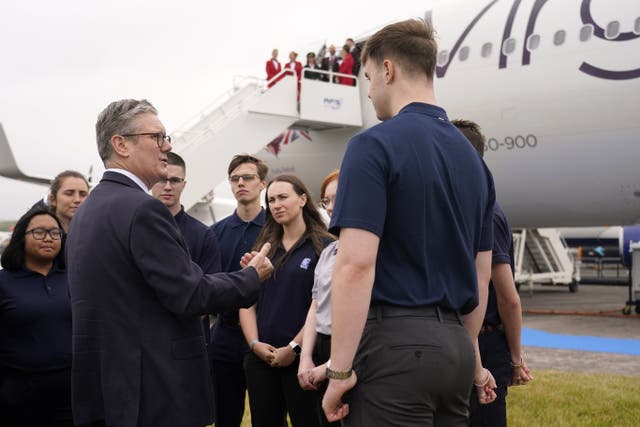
[1,0,639,255]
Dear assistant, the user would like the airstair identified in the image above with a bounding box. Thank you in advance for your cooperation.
[170,68,362,218]
[513,228,579,293]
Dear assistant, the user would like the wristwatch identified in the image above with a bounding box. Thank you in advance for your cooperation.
[326,366,353,380]
[288,341,302,355]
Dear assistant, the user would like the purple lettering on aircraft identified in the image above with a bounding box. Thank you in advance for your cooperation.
[499,0,523,69]
[522,0,549,66]
[436,0,639,80]
[579,0,640,80]
[435,0,499,78]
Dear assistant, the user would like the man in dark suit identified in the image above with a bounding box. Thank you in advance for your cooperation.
[320,44,340,82]
[66,99,273,427]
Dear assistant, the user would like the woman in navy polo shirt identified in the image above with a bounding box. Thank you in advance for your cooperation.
[0,208,72,426]
[240,174,334,427]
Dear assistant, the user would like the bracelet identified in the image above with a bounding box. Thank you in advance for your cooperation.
[249,339,259,351]
[510,356,523,368]
[473,369,490,387]
[326,366,353,380]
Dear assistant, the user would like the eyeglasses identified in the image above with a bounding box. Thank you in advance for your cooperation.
[158,177,185,186]
[121,132,172,148]
[229,174,258,183]
[25,227,63,240]
[320,197,336,209]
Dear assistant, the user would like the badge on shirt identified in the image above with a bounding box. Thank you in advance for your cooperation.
[300,257,311,270]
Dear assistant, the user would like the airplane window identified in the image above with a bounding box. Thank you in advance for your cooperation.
[481,42,492,58]
[437,50,449,66]
[579,24,593,41]
[527,34,541,50]
[502,38,516,55]
[635,17,640,35]
[458,46,470,61]
[553,30,566,46]
[606,21,620,39]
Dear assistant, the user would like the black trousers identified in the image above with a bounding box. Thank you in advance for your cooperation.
[244,351,321,427]
[469,329,511,427]
[344,305,475,427]
[212,358,246,427]
[314,333,340,427]
[0,367,73,427]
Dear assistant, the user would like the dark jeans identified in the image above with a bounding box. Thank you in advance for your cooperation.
[344,305,475,427]
[469,329,511,427]
[244,351,321,427]
[0,367,73,427]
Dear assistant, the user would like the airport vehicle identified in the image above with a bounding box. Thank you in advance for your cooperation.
[1,0,639,296]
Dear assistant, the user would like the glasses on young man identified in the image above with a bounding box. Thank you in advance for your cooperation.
[229,174,258,183]
[121,132,172,148]
[25,228,64,240]
[157,177,185,186]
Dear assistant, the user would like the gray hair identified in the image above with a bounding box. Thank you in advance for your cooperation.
[95,99,158,163]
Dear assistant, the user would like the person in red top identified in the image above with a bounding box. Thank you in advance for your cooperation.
[285,51,303,98]
[338,45,354,86]
[266,49,282,88]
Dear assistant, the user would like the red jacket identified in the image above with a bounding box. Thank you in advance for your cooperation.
[266,59,282,87]
[338,53,354,85]
[285,61,303,81]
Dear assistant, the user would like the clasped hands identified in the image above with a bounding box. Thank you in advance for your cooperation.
[252,341,297,368]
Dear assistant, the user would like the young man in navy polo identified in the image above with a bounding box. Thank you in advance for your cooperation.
[151,152,221,277]
[209,154,268,427]
[454,119,533,427]
[322,19,497,426]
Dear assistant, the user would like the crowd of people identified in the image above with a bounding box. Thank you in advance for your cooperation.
[266,38,361,88]
[0,18,533,427]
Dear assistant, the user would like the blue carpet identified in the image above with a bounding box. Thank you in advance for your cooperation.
[522,328,640,356]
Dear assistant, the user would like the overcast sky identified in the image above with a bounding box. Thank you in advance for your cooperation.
[0,0,434,219]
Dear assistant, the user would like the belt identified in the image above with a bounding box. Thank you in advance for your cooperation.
[479,324,504,335]
[367,304,460,322]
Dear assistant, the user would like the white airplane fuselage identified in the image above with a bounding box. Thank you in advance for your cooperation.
[264,0,640,228]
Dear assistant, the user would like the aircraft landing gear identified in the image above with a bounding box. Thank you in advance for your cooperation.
[569,279,579,293]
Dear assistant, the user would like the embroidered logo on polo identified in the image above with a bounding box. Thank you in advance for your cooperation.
[299,258,311,270]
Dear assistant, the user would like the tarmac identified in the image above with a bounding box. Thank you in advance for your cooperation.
[519,283,640,376]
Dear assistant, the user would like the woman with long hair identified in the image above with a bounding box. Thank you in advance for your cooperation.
[240,174,334,427]
[0,208,72,426]
[297,170,340,426]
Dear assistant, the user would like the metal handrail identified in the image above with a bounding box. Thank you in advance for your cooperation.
[301,67,358,86]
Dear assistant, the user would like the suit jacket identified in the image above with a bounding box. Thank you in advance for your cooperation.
[320,55,340,82]
[265,58,282,87]
[66,171,260,427]
[285,60,303,81]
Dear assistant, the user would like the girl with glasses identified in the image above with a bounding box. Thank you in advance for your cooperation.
[0,208,72,426]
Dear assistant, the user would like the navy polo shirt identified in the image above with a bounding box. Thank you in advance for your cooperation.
[330,102,495,314]
[212,209,265,274]
[174,206,221,275]
[484,202,515,326]
[256,238,328,348]
[209,209,265,362]
[0,266,71,372]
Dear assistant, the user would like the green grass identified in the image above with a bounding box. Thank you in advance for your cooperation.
[230,370,640,426]
[508,370,640,427]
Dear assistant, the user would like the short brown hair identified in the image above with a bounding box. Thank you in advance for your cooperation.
[452,119,485,157]
[227,154,269,180]
[361,19,437,80]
